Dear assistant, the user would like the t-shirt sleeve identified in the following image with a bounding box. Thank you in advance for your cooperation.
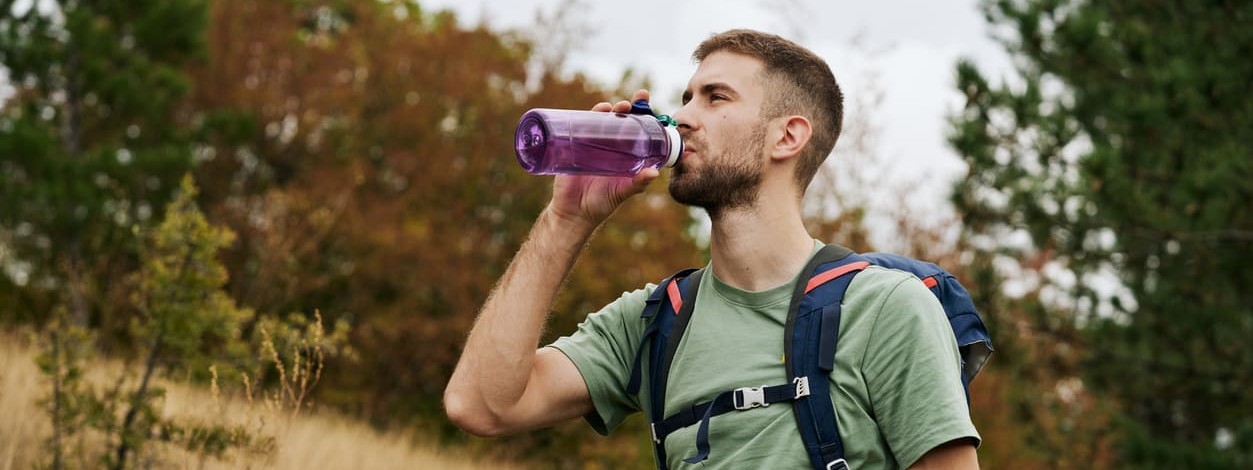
[546,286,652,435]
[861,276,981,468]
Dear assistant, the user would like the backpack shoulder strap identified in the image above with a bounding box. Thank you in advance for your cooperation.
[657,269,703,410]
[783,244,853,362]
[626,267,703,470]
[785,244,868,470]
[627,268,701,396]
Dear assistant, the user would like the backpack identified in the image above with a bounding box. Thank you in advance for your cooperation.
[625,244,994,470]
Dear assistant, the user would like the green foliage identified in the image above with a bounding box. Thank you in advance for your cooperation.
[130,175,253,384]
[951,0,1252,467]
[37,176,278,469]
[35,319,272,470]
[0,0,209,340]
[35,320,95,469]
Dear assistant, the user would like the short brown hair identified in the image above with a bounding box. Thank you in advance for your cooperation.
[694,29,844,191]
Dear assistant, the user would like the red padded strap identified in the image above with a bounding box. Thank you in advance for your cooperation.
[667,278,683,314]
[805,261,871,294]
[922,276,938,289]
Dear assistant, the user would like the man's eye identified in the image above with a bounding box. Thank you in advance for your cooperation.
[710,94,726,102]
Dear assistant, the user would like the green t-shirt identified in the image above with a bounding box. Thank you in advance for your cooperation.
[549,248,980,469]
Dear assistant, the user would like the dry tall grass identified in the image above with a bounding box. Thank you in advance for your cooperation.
[0,330,517,470]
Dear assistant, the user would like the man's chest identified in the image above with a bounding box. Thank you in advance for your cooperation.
[659,302,791,416]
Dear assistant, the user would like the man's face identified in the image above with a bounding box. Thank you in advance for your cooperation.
[669,51,770,214]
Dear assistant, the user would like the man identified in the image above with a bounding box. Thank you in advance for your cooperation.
[445,29,980,469]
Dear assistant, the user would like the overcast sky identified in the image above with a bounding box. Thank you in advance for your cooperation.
[423,0,1016,248]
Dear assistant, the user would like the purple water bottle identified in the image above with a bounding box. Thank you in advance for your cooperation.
[514,108,683,176]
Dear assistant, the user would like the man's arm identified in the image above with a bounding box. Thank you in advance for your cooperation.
[444,91,658,437]
[861,274,982,468]
[444,208,598,436]
[909,438,979,470]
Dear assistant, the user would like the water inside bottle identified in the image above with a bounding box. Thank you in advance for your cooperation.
[516,112,667,176]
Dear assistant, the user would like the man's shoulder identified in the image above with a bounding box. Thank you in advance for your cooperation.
[842,264,945,330]
[594,283,658,318]
[847,264,928,298]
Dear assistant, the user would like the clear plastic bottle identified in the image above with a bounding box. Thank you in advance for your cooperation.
[514,108,683,176]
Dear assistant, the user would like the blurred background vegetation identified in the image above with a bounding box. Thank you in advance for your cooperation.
[0,0,1248,468]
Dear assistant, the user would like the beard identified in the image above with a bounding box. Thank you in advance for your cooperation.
[669,126,766,217]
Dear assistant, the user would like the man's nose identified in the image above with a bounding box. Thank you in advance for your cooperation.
[672,102,695,131]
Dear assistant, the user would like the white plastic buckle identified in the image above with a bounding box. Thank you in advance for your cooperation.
[793,377,811,398]
[826,458,849,470]
[733,385,769,410]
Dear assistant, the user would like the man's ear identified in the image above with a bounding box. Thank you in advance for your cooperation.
[769,116,812,162]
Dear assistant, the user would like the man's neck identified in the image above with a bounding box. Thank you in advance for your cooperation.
[707,198,815,292]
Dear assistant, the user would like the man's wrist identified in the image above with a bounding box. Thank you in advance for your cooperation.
[540,205,601,242]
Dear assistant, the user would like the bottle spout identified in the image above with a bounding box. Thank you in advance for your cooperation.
[662,125,682,168]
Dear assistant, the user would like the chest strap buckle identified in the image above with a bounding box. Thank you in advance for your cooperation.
[733,385,769,410]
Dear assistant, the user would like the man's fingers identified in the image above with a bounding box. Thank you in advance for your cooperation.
[631,167,660,191]
[592,90,652,113]
[610,100,633,114]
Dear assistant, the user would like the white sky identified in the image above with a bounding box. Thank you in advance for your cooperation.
[422,0,1017,250]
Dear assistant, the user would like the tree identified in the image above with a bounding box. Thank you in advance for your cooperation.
[114,175,251,468]
[0,0,209,345]
[951,0,1252,467]
[38,175,262,469]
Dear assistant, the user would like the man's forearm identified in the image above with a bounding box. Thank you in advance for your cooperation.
[445,207,596,431]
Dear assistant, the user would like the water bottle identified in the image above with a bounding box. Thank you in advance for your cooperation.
[514,108,683,176]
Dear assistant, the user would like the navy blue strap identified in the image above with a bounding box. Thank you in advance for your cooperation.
[818,304,841,372]
[653,270,703,418]
[785,245,864,470]
[628,269,697,396]
[641,268,702,470]
[680,389,730,464]
[644,379,810,463]
[627,319,661,395]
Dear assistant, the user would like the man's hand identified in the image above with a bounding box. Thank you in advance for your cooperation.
[547,89,661,229]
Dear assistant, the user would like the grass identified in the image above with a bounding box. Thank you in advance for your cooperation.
[0,329,518,470]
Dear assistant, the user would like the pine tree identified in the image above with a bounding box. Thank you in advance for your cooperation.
[951,1,1252,466]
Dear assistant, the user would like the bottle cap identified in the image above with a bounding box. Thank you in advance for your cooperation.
[662,125,682,168]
